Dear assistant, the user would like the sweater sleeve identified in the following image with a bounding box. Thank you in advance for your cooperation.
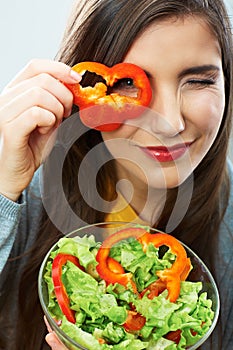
[0,195,26,273]
[0,168,43,274]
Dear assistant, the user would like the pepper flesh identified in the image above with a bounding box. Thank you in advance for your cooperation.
[138,232,192,302]
[52,253,83,323]
[96,227,148,294]
[107,257,125,274]
[65,61,152,131]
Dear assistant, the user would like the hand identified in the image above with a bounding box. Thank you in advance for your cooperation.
[44,316,69,350]
[46,332,69,350]
[0,59,81,201]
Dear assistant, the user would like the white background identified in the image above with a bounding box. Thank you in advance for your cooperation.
[0,0,232,90]
[0,0,232,158]
[0,0,75,90]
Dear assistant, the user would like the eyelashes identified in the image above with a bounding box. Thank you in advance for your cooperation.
[110,78,138,97]
[184,70,219,88]
[186,78,216,87]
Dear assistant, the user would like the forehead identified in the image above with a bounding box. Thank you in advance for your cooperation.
[124,16,221,70]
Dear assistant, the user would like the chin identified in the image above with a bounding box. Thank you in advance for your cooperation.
[147,167,193,190]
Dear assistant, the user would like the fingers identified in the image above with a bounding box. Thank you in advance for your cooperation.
[0,59,82,130]
[1,72,75,118]
[44,317,68,350]
[4,58,81,89]
[45,332,68,350]
[0,89,64,129]
[6,107,56,139]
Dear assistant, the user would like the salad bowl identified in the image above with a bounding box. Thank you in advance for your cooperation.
[38,222,220,350]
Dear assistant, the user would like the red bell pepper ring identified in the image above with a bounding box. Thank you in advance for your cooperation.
[180,257,192,281]
[107,256,125,274]
[138,232,191,302]
[96,227,191,303]
[96,227,148,294]
[52,253,83,324]
[65,61,152,131]
[97,252,138,294]
[96,227,192,333]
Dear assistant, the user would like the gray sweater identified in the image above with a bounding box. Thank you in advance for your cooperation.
[0,163,233,350]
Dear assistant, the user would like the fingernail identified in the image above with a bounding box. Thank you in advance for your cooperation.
[69,69,82,82]
[64,108,72,118]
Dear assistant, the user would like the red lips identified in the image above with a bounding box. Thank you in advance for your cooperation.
[141,143,191,162]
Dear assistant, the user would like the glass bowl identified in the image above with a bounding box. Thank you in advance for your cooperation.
[38,222,220,350]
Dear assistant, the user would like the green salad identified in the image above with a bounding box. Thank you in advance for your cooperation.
[43,229,214,350]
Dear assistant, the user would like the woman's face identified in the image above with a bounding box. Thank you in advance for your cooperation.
[101,16,225,190]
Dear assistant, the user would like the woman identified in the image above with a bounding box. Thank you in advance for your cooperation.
[0,0,232,349]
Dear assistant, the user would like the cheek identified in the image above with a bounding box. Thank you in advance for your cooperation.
[184,92,225,136]
[101,125,138,144]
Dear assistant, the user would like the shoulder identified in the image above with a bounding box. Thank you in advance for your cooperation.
[219,159,233,228]
[215,159,233,270]
[224,159,233,222]
[216,160,233,349]
[227,158,233,188]
[215,159,233,265]
[228,159,233,183]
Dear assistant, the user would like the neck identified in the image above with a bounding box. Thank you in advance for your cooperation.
[116,163,167,226]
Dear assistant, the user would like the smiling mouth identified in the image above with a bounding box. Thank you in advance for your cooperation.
[140,143,192,162]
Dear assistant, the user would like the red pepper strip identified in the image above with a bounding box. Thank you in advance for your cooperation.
[97,252,137,294]
[138,232,190,302]
[65,61,152,131]
[96,227,148,294]
[52,253,83,323]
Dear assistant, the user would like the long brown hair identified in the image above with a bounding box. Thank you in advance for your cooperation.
[15,0,233,348]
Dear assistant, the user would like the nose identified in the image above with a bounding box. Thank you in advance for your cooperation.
[148,86,185,137]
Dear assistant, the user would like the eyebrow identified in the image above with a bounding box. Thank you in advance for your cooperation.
[178,65,220,79]
[142,64,220,81]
